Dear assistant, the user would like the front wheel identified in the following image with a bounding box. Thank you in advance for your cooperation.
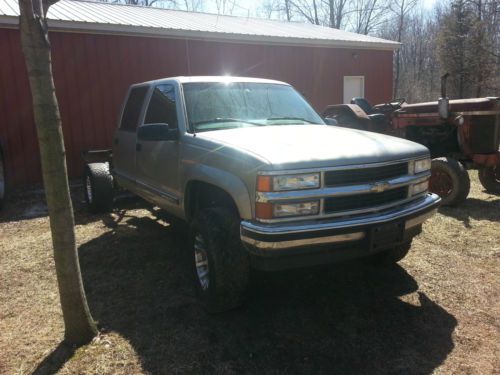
[189,208,250,313]
[478,166,500,194]
[429,157,470,206]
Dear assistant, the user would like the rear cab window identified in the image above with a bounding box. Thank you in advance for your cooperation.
[120,86,149,131]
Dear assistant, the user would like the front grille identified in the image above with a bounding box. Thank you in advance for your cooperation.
[324,162,408,186]
[324,187,408,214]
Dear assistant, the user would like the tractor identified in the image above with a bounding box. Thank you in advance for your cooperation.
[323,74,500,206]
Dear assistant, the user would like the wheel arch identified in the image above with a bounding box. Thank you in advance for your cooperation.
[183,166,253,222]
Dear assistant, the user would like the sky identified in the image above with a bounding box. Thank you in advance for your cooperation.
[203,0,440,18]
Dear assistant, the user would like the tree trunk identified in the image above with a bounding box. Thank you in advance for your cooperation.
[393,1,406,98]
[285,0,291,21]
[328,0,335,28]
[312,0,320,25]
[18,0,97,345]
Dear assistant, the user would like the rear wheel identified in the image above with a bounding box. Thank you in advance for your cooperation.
[0,148,5,209]
[83,163,114,213]
[189,208,250,313]
[478,166,500,194]
[429,157,470,206]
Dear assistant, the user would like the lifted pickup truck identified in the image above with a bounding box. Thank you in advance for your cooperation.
[83,76,440,312]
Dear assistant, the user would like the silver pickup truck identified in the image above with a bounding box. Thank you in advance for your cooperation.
[83,76,440,312]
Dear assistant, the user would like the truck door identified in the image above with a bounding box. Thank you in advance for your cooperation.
[135,83,181,209]
[112,85,149,191]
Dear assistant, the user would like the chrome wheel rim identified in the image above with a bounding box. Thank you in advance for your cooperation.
[85,175,93,203]
[0,155,4,200]
[194,233,210,291]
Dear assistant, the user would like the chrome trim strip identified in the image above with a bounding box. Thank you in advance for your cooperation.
[242,193,440,237]
[135,179,180,205]
[255,193,428,224]
[113,170,135,183]
[257,158,421,175]
[256,173,430,203]
[405,209,437,229]
[241,232,365,249]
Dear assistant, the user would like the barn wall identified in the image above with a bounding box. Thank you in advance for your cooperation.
[0,28,394,188]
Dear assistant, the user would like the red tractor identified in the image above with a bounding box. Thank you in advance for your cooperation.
[324,75,500,206]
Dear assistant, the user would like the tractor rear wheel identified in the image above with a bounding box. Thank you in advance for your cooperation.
[429,157,470,206]
[478,166,500,195]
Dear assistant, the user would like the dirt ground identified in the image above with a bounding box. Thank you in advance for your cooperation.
[0,174,498,375]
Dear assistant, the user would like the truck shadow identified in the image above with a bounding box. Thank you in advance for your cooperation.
[75,210,457,375]
[439,198,500,227]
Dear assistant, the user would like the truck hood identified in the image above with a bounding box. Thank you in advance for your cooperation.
[196,125,428,170]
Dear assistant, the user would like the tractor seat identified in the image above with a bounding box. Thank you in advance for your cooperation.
[351,97,375,115]
[351,97,386,124]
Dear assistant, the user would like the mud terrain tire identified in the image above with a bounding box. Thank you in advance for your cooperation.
[189,208,250,313]
[83,162,114,213]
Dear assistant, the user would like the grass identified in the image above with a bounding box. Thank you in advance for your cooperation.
[0,174,498,374]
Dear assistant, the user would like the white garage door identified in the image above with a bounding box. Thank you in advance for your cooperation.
[343,76,365,104]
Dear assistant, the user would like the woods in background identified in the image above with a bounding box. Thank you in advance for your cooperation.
[107,0,499,101]
[261,0,499,101]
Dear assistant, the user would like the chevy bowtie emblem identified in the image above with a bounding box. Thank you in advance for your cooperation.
[370,181,391,193]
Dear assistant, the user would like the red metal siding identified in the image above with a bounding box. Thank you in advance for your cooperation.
[0,28,393,188]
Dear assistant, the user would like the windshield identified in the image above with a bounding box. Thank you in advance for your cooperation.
[182,82,324,132]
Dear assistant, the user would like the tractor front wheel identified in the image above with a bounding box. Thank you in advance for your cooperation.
[429,157,470,206]
[478,166,500,195]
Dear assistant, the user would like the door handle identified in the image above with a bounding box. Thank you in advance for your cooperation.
[136,143,142,152]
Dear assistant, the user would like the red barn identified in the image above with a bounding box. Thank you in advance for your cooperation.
[0,0,398,188]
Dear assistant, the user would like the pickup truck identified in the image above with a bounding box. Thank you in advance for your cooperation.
[83,76,441,312]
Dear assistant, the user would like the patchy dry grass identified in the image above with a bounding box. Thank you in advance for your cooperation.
[0,174,498,375]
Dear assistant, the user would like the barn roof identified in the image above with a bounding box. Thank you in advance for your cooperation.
[0,0,399,50]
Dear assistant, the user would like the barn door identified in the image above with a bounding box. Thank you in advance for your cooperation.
[343,76,365,104]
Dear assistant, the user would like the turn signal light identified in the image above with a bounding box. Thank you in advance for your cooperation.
[257,175,272,192]
[255,202,274,220]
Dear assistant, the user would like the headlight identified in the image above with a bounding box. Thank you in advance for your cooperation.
[413,158,431,174]
[257,173,320,192]
[274,201,320,218]
[411,180,429,196]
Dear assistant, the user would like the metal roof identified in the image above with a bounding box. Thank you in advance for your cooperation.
[0,0,399,50]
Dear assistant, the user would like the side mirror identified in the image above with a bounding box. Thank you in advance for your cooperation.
[324,117,338,126]
[137,123,179,141]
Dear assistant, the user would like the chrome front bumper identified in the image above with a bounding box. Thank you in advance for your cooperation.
[241,193,440,250]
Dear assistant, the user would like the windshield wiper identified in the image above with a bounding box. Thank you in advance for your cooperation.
[266,116,316,124]
[192,118,263,126]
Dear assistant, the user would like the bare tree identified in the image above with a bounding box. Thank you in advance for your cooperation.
[18,0,97,344]
[351,0,389,34]
[287,0,322,24]
[324,0,349,28]
[215,0,237,14]
[182,0,204,11]
[390,0,418,98]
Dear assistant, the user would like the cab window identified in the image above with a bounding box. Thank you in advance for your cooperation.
[120,86,148,131]
[144,84,178,128]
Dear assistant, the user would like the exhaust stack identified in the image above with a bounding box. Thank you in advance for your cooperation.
[438,73,450,119]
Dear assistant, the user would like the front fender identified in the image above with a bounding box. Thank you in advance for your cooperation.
[182,164,253,220]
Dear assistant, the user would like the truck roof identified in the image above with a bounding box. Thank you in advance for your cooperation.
[136,76,289,86]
